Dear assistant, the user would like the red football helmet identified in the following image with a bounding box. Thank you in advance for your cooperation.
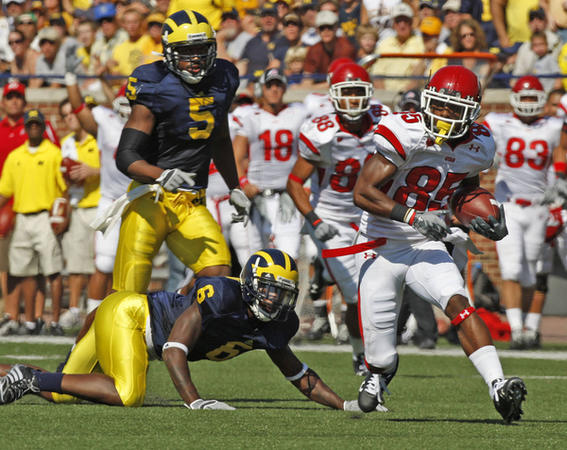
[329,62,374,121]
[421,66,481,141]
[510,75,546,117]
[326,57,355,83]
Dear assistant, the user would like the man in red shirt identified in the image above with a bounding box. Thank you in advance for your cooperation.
[300,10,357,88]
[0,81,59,336]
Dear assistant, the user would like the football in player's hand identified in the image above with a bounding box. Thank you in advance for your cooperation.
[450,187,500,227]
[49,197,70,235]
[61,157,82,184]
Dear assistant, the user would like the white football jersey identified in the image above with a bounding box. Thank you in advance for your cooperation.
[484,112,562,203]
[92,106,131,200]
[237,103,308,191]
[299,105,389,222]
[361,112,496,242]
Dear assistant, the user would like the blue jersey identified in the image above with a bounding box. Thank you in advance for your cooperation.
[148,277,299,361]
[126,59,240,187]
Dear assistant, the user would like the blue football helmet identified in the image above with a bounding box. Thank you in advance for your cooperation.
[240,249,299,322]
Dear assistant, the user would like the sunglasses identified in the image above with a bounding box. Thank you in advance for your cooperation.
[284,21,300,26]
[460,32,475,39]
[9,38,24,45]
[318,24,335,31]
[18,21,35,25]
[39,39,56,46]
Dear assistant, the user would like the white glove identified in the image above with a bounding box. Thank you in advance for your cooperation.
[278,192,297,223]
[155,169,196,192]
[343,400,388,412]
[313,221,339,242]
[230,188,251,226]
[412,210,450,241]
[64,72,77,86]
[186,399,236,410]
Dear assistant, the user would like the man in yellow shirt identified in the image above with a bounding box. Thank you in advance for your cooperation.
[58,99,101,329]
[167,0,234,30]
[107,7,153,76]
[369,3,424,93]
[0,110,68,335]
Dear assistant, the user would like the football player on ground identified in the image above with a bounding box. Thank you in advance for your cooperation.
[233,68,307,259]
[287,62,386,375]
[64,75,132,314]
[110,10,250,293]
[0,249,373,413]
[352,66,527,423]
[483,76,564,350]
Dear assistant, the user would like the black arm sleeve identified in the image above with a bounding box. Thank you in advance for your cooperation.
[115,128,153,176]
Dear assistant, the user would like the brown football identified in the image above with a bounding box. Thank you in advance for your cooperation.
[450,187,500,227]
[49,197,70,235]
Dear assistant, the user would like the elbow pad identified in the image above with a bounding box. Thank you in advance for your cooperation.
[116,128,152,176]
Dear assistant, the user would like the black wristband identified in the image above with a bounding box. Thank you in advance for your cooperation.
[305,210,322,228]
[390,203,412,223]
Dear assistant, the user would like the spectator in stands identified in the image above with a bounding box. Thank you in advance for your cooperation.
[449,18,490,81]
[301,10,356,86]
[216,8,254,63]
[545,88,566,116]
[418,0,438,20]
[89,3,127,76]
[283,45,308,84]
[58,99,101,330]
[8,29,39,83]
[274,0,292,23]
[274,12,303,63]
[108,7,152,76]
[297,0,320,46]
[410,15,446,88]
[75,20,97,74]
[153,0,170,16]
[338,0,361,46]
[355,23,378,62]
[359,0,397,39]
[370,3,424,92]
[439,0,461,47]
[44,0,73,31]
[3,0,25,26]
[460,0,498,49]
[491,0,537,50]
[14,13,39,50]
[0,109,68,336]
[30,27,69,87]
[515,31,561,92]
[238,4,281,81]
[166,0,228,30]
[143,12,164,64]
[546,0,567,44]
[29,0,47,30]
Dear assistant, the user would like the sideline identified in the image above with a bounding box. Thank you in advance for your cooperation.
[1,336,566,361]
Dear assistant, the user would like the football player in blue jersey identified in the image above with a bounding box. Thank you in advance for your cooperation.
[111,9,251,293]
[0,249,368,412]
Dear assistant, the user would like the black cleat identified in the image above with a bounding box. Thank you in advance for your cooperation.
[358,373,386,412]
[492,377,527,423]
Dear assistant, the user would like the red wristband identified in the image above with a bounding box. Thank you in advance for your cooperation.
[239,176,249,188]
[554,162,567,175]
[288,173,305,185]
[73,103,86,115]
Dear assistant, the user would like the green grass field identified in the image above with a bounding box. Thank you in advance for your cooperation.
[1,340,566,449]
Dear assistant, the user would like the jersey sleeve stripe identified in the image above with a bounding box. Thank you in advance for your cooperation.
[375,124,406,160]
[299,132,320,155]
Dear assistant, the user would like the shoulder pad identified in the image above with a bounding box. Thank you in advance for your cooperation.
[373,113,424,166]
[298,113,337,161]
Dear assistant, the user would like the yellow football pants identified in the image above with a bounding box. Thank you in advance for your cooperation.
[113,184,231,293]
[52,291,150,407]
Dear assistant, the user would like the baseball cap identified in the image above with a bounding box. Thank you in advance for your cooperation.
[419,1,436,9]
[282,12,301,25]
[221,8,240,21]
[529,7,546,21]
[38,26,61,43]
[15,12,37,25]
[261,68,288,86]
[420,16,442,35]
[396,89,420,111]
[94,3,116,21]
[260,3,278,16]
[315,10,338,27]
[146,12,165,25]
[441,0,460,12]
[391,3,414,19]
[3,80,25,98]
[3,0,25,5]
[30,0,42,10]
[49,13,67,27]
[24,109,45,126]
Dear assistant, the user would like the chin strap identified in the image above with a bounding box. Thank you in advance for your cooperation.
[434,119,451,145]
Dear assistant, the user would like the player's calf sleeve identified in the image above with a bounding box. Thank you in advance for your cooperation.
[468,346,504,392]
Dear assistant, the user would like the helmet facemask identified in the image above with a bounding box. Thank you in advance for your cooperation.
[421,88,480,143]
[163,35,217,84]
[510,90,546,117]
[330,82,373,122]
